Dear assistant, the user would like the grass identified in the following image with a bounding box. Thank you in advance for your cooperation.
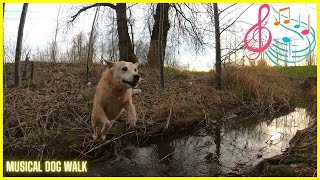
[279,66,317,78]
[164,66,208,78]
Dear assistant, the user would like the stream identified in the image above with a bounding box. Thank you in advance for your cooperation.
[87,107,313,176]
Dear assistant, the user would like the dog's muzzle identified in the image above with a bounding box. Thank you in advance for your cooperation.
[122,75,140,87]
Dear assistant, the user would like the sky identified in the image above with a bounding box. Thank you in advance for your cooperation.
[3,3,317,71]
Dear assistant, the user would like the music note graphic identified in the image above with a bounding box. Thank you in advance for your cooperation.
[282,37,291,58]
[294,13,300,29]
[274,7,290,26]
[301,14,310,35]
[244,4,272,60]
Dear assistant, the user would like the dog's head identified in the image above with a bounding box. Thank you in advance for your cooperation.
[105,61,140,89]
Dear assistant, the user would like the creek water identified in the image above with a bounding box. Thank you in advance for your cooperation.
[87,107,313,176]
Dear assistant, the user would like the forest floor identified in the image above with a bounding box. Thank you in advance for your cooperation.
[3,62,316,176]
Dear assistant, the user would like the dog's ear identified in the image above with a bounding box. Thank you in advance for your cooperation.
[104,60,114,68]
[134,61,139,67]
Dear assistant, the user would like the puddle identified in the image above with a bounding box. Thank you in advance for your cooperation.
[87,108,313,176]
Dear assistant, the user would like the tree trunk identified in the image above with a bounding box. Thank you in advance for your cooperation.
[213,3,222,90]
[14,3,28,87]
[22,52,30,78]
[30,61,34,82]
[3,3,6,88]
[86,7,99,83]
[116,3,137,63]
[147,3,170,67]
[158,4,164,89]
[52,6,60,63]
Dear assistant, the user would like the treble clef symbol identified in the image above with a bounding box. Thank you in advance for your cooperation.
[244,4,272,60]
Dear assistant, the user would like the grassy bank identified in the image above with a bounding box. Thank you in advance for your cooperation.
[279,65,316,78]
[249,69,317,177]
[250,107,316,176]
[3,62,314,161]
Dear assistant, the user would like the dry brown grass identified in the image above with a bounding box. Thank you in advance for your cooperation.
[222,65,296,114]
[3,62,301,160]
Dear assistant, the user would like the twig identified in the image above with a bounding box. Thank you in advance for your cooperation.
[5,122,27,131]
[158,151,176,163]
[84,131,135,155]
[164,101,173,130]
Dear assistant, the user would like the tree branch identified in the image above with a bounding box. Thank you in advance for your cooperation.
[172,4,204,47]
[219,3,237,15]
[220,4,253,34]
[70,3,116,23]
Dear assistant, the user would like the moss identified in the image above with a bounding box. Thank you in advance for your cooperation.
[281,155,306,165]
[268,165,296,176]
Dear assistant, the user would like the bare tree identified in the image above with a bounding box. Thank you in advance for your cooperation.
[86,7,99,83]
[147,3,170,68]
[207,3,253,89]
[213,3,221,90]
[158,4,166,89]
[14,3,28,87]
[77,32,84,62]
[70,3,138,63]
[3,3,6,88]
[115,3,138,63]
[51,5,61,63]
[135,39,149,63]
[22,51,30,78]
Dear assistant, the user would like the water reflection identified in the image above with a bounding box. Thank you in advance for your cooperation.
[88,108,312,176]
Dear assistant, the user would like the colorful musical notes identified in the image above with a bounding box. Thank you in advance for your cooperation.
[301,14,310,35]
[244,4,272,60]
[244,4,316,66]
[294,13,300,29]
[274,7,290,26]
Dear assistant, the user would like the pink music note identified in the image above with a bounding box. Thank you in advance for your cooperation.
[274,7,290,26]
[301,14,310,35]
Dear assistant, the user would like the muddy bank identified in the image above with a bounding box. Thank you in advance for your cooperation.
[250,121,316,176]
[249,79,316,177]
[3,63,313,164]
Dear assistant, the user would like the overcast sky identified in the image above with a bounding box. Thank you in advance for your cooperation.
[4,3,317,71]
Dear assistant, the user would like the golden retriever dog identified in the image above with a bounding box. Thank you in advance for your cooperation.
[91,61,140,140]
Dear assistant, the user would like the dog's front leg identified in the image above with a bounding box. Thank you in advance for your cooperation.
[92,102,113,140]
[125,103,137,129]
[100,120,114,140]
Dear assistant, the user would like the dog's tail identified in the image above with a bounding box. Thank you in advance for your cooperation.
[133,88,142,95]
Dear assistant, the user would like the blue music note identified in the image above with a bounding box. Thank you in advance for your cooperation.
[282,37,291,58]
[294,13,300,29]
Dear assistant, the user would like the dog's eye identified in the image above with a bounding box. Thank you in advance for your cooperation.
[121,67,128,71]
[134,68,137,72]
